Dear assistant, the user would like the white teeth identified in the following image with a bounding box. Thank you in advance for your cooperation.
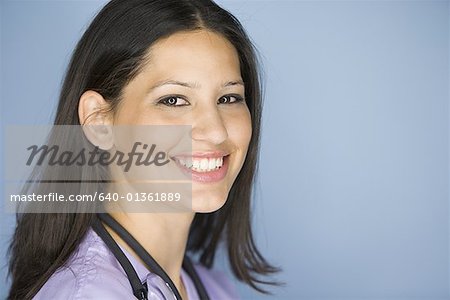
[193,160,200,169]
[178,156,225,172]
[200,159,208,170]
[186,157,192,168]
[216,158,220,168]
[208,159,216,170]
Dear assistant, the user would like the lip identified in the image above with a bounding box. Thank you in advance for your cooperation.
[172,155,229,183]
[172,151,229,159]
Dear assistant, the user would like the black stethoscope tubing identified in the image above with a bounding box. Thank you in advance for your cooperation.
[92,213,210,300]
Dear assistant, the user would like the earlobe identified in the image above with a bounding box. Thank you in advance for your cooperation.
[78,90,114,150]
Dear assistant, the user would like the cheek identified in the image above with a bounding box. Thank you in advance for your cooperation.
[227,109,252,150]
[113,101,139,124]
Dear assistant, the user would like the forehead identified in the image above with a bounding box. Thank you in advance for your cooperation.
[141,30,242,83]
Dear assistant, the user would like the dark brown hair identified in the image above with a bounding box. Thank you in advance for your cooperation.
[7,0,279,299]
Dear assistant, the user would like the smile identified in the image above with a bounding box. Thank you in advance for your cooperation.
[177,157,223,172]
[171,152,229,183]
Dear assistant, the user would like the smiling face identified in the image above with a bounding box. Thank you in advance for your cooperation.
[112,30,252,212]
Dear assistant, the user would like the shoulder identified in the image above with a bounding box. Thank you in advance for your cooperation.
[34,229,134,300]
[193,263,240,299]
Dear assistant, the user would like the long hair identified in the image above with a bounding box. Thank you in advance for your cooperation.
[7,1,279,299]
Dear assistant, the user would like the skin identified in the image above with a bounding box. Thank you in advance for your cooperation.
[78,30,252,299]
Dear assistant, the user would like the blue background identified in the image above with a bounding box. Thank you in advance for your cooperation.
[1,0,449,299]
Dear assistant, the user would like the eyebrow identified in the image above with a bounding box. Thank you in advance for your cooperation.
[222,80,245,87]
[148,79,244,91]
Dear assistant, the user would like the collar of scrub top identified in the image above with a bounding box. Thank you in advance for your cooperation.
[92,216,151,299]
[92,213,210,300]
[116,233,179,300]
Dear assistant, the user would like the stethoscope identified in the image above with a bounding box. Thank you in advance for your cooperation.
[92,213,210,300]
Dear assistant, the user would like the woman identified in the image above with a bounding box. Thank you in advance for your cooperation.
[7,0,279,299]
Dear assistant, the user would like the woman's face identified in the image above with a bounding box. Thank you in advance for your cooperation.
[113,30,252,212]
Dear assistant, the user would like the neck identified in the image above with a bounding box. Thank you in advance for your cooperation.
[105,211,195,297]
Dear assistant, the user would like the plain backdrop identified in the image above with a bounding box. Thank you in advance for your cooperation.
[1,0,449,299]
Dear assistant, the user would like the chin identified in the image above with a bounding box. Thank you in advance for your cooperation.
[190,190,229,213]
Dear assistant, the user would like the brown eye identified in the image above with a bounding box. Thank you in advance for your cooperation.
[166,97,177,105]
[159,96,189,106]
[218,95,244,104]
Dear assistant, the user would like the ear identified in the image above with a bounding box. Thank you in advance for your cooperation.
[78,90,114,150]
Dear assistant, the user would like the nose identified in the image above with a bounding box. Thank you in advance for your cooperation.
[191,104,228,145]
